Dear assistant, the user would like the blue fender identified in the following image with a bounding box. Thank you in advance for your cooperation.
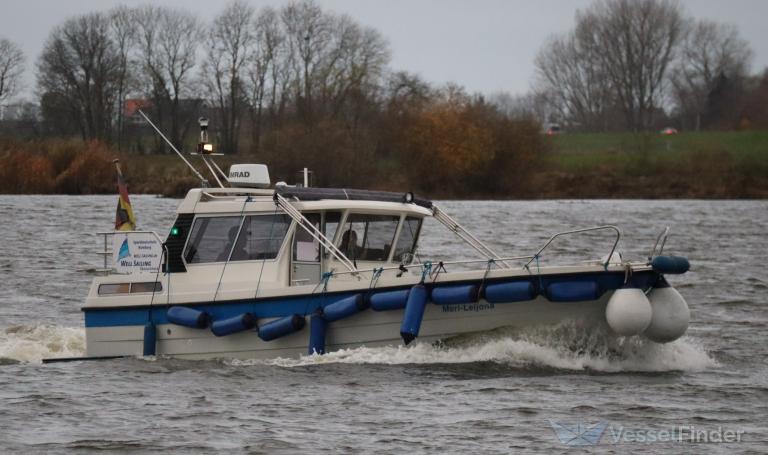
[400,284,429,345]
[211,313,256,337]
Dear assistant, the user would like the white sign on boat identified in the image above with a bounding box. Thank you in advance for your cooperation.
[112,232,163,274]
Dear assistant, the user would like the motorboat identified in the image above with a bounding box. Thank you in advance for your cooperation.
[79,117,692,361]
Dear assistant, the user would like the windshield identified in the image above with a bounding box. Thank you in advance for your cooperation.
[339,214,399,262]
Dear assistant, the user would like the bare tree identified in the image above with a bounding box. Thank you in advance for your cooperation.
[321,15,389,120]
[0,38,24,104]
[281,0,331,125]
[534,28,612,130]
[38,13,121,140]
[490,90,554,125]
[671,20,753,130]
[245,7,282,153]
[203,0,255,154]
[110,6,136,149]
[135,6,200,151]
[386,71,432,110]
[578,0,684,130]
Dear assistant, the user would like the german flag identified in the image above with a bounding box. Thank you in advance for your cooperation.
[114,160,136,231]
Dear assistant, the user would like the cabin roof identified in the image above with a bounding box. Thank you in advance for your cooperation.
[176,186,434,217]
[274,186,432,209]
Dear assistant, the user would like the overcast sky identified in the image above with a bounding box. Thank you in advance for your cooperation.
[3,0,767,100]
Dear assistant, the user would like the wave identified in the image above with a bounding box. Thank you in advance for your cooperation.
[0,322,717,373]
[0,325,85,364]
[259,324,718,373]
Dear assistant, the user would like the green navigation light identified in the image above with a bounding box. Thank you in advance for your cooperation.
[171,226,180,236]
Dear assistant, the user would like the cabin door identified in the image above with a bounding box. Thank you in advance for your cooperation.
[291,214,321,286]
[290,212,342,286]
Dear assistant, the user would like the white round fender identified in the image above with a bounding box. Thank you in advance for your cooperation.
[605,287,652,336]
[644,281,690,343]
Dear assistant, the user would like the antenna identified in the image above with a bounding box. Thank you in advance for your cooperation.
[137,109,209,186]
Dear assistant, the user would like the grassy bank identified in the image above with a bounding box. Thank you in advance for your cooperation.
[1,132,767,198]
[534,131,768,198]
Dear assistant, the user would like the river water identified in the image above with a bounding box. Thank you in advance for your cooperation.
[0,195,766,453]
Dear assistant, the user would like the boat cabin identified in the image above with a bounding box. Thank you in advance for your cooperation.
[161,186,432,295]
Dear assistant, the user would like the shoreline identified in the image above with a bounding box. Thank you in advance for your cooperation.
[2,131,766,199]
[3,192,766,200]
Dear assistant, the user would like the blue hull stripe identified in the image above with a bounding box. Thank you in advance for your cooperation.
[84,271,656,328]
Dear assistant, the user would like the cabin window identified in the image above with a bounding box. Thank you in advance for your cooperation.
[322,211,342,258]
[98,283,130,295]
[324,212,341,246]
[230,214,291,261]
[294,213,321,262]
[339,214,399,262]
[98,282,162,295]
[184,216,243,264]
[393,217,422,263]
[130,282,163,293]
[294,211,343,261]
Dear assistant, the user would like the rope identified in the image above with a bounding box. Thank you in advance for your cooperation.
[165,245,171,307]
[213,196,251,303]
[623,263,632,285]
[430,261,447,283]
[305,270,334,316]
[524,254,544,292]
[363,267,384,304]
[147,245,168,325]
[312,271,334,294]
[534,254,544,291]
[369,267,383,290]
[478,258,494,297]
[254,204,279,301]
[420,261,433,284]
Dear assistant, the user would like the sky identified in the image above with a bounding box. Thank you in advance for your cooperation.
[2,0,768,100]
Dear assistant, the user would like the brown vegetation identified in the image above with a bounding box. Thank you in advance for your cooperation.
[1,0,766,199]
[0,140,115,194]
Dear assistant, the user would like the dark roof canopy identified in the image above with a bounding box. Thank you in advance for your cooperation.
[274,186,432,209]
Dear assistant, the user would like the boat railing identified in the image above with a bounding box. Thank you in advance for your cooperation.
[95,230,165,275]
[431,205,511,268]
[523,225,621,269]
[274,193,357,271]
[648,226,670,261]
[330,225,623,279]
[328,255,536,279]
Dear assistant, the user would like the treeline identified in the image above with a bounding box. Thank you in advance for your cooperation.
[0,0,542,196]
[517,0,768,132]
[0,0,543,196]
[0,0,765,197]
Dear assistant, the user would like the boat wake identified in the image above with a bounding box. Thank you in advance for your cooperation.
[0,325,85,364]
[261,324,718,373]
[0,323,717,373]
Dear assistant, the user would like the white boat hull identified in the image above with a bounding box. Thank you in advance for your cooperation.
[86,295,608,360]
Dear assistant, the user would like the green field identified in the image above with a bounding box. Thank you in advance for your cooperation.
[545,131,768,172]
[52,131,768,198]
[526,131,768,198]
[1,131,766,198]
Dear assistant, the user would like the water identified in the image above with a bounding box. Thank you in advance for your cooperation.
[1,195,766,453]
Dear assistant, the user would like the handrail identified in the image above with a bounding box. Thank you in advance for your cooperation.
[648,226,670,261]
[329,255,537,278]
[273,193,356,272]
[431,205,511,268]
[200,155,225,188]
[523,225,621,269]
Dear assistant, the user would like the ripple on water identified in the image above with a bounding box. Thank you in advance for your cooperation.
[0,196,765,453]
